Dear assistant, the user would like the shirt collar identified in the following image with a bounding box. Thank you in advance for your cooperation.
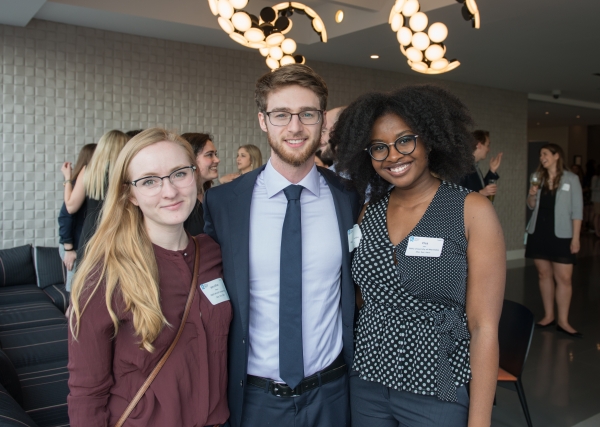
[264,159,321,199]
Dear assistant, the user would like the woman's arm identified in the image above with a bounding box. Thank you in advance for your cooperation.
[219,173,240,185]
[67,282,115,427]
[65,165,87,214]
[464,192,506,427]
[570,174,584,253]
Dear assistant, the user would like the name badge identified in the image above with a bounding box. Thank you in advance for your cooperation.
[561,183,570,191]
[199,278,230,305]
[348,224,362,252]
[405,236,444,257]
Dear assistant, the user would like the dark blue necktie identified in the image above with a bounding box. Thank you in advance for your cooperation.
[279,184,304,389]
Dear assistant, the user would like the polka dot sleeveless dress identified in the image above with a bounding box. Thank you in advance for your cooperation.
[352,181,472,403]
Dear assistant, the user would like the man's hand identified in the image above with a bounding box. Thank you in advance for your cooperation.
[479,184,497,197]
[489,153,503,173]
[63,250,77,271]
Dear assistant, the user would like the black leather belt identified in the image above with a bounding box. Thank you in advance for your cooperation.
[247,353,347,397]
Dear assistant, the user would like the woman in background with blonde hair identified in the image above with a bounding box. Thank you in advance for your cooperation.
[68,128,231,426]
[219,144,263,184]
[526,143,583,337]
[59,143,96,291]
[66,130,129,254]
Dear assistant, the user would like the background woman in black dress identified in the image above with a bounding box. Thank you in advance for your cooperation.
[526,143,584,337]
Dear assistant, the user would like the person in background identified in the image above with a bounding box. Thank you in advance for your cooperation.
[320,106,346,168]
[126,129,144,138]
[204,64,361,427]
[315,149,333,168]
[591,166,600,237]
[526,143,583,337]
[59,143,96,292]
[334,86,505,427]
[67,128,231,426]
[181,132,220,236]
[71,130,129,257]
[460,130,503,198]
[219,144,263,184]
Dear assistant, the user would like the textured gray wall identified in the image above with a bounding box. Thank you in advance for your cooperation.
[0,19,528,251]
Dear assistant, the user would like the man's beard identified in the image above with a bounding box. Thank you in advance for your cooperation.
[268,132,321,167]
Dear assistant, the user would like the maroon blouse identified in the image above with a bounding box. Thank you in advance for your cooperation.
[68,235,231,427]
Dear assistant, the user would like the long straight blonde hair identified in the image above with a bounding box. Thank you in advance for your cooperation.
[70,128,197,352]
[84,130,129,200]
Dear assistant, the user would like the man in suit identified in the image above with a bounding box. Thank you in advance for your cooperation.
[204,64,361,427]
[461,130,503,196]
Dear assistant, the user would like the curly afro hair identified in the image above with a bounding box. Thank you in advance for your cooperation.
[333,85,475,203]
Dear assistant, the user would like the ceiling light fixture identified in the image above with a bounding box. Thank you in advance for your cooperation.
[545,112,549,115]
[371,55,379,59]
[335,10,344,23]
[210,1,328,70]
[576,115,580,118]
[388,0,480,74]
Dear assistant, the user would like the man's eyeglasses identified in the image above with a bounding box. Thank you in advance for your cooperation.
[264,110,323,126]
[129,165,197,196]
[365,135,419,161]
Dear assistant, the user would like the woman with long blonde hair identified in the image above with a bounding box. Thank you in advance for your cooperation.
[67,128,231,426]
[67,130,130,254]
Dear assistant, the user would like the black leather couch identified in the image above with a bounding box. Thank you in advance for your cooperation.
[0,244,70,427]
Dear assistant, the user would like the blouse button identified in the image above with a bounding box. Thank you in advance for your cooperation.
[240,380,244,387]
[184,253,187,256]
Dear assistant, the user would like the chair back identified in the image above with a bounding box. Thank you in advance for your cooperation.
[498,299,535,378]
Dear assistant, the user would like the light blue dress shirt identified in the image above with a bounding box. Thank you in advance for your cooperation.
[247,160,343,381]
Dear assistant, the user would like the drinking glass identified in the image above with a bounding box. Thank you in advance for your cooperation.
[530,173,541,187]
[487,179,497,202]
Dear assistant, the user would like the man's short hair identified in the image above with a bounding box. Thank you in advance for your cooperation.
[472,130,490,150]
[473,130,490,144]
[255,64,328,112]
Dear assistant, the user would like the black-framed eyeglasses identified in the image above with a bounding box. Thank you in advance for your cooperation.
[129,165,197,196]
[264,110,323,126]
[365,135,419,161]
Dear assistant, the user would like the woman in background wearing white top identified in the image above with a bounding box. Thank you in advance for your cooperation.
[525,143,583,337]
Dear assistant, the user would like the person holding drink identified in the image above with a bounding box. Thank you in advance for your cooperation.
[525,143,583,337]
[460,130,502,198]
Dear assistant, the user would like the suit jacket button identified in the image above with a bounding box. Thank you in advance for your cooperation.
[242,339,245,344]
[240,380,244,387]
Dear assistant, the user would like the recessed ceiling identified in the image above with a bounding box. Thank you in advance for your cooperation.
[2,0,600,126]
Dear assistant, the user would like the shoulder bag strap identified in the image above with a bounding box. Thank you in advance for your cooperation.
[114,236,201,427]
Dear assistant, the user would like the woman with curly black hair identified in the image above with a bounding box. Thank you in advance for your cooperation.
[334,85,505,427]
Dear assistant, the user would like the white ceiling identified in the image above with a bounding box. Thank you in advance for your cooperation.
[2,0,600,127]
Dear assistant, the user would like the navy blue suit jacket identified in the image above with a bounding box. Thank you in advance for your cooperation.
[203,165,361,427]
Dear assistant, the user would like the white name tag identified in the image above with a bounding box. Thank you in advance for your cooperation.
[561,183,570,191]
[405,236,444,257]
[348,224,362,252]
[199,278,230,305]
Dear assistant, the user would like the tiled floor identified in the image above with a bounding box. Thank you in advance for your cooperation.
[492,236,600,427]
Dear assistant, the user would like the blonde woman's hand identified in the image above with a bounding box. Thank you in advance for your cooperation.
[61,162,72,180]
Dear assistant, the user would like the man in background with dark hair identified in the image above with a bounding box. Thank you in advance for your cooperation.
[461,130,503,197]
[319,106,346,167]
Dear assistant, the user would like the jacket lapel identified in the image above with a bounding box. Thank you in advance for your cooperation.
[228,166,266,336]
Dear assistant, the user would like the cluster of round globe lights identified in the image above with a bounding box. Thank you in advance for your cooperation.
[208,0,328,70]
[388,0,480,74]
